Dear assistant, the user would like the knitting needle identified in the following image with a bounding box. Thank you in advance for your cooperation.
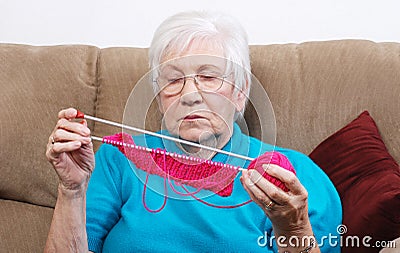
[90,135,247,171]
[76,111,254,162]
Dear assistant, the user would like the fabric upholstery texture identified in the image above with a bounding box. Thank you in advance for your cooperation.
[310,111,400,253]
[1,40,399,252]
[92,47,150,151]
[0,199,54,251]
[249,41,400,162]
[0,44,99,208]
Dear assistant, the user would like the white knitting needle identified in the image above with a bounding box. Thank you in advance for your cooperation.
[90,135,247,172]
[80,113,254,162]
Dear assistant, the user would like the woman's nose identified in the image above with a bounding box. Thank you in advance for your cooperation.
[179,77,203,106]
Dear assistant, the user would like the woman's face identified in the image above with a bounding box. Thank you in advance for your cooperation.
[157,41,247,149]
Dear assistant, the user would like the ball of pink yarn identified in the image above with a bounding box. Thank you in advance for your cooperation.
[247,151,296,192]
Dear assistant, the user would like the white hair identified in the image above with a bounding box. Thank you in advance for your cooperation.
[148,11,252,101]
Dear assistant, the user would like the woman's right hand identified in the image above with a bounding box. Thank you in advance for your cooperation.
[46,108,94,191]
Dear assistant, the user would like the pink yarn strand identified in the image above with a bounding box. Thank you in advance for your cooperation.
[101,132,297,212]
[142,173,168,213]
[180,185,253,209]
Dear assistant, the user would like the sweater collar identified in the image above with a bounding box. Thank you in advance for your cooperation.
[147,123,250,168]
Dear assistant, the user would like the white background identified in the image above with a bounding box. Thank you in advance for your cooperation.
[1,0,399,48]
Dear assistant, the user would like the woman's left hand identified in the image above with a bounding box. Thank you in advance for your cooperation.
[240,164,312,236]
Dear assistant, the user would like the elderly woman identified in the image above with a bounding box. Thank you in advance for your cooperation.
[45,11,341,253]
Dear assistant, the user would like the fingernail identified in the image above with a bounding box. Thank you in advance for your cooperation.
[250,172,258,182]
[246,178,252,185]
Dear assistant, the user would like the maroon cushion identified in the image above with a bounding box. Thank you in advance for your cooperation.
[309,111,400,253]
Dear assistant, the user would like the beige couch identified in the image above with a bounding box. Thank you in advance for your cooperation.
[0,40,399,252]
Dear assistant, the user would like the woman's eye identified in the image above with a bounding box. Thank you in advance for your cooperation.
[168,77,184,84]
[198,75,217,81]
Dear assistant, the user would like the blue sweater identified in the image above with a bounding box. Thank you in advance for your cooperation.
[86,124,342,252]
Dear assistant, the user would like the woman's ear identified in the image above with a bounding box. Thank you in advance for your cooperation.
[234,80,249,112]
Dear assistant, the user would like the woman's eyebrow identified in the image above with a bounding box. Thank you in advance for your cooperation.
[197,64,223,73]
[160,64,184,75]
[160,63,223,74]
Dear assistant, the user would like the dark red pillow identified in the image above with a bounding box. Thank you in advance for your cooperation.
[309,111,400,253]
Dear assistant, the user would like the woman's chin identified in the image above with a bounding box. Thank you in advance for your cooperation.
[179,131,212,143]
[178,120,211,139]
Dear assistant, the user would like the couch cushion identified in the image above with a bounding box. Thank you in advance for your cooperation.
[92,47,151,151]
[250,40,400,163]
[379,237,400,253]
[309,111,400,253]
[93,41,400,165]
[0,44,99,207]
[0,199,54,252]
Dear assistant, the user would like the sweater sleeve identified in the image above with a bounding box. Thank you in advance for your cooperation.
[86,144,127,252]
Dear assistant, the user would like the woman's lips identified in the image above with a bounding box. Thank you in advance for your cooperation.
[183,114,205,120]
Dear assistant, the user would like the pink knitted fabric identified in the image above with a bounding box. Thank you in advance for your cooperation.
[247,151,296,192]
[103,133,296,196]
[103,133,238,197]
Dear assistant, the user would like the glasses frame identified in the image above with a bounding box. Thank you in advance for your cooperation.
[154,73,231,96]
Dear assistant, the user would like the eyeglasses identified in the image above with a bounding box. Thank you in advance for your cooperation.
[155,74,229,95]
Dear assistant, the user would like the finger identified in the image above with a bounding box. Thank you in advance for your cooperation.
[58,108,78,120]
[263,164,306,195]
[80,119,88,127]
[46,140,82,161]
[51,141,83,155]
[249,170,289,205]
[240,174,270,209]
[241,171,279,209]
[53,128,92,145]
[56,118,91,137]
